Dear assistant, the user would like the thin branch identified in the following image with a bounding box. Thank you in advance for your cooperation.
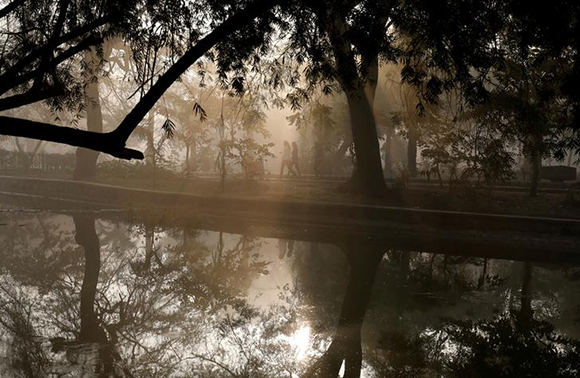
[111,0,279,142]
[0,86,64,111]
[0,16,110,89]
[0,0,26,19]
[1,35,103,94]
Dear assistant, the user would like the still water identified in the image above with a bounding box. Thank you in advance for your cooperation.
[0,206,579,377]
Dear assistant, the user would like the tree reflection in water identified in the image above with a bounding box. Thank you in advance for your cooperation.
[304,244,383,378]
[437,262,580,378]
[0,211,579,377]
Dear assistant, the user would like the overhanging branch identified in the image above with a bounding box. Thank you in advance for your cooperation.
[0,0,26,19]
[0,116,144,160]
[0,35,103,95]
[0,15,111,85]
[111,0,278,141]
[0,87,64,111]
[0,0,280,160]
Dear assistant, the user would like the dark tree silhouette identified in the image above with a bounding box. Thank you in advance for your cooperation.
[305,244,384,378]
[0,0,281,160]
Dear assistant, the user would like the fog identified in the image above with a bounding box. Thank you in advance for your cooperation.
[1,0,580,376]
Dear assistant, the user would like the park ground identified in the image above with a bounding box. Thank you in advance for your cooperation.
[2,171,580,220]
[89,173,580,220]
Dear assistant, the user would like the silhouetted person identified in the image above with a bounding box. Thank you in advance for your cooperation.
[289,141,301,177]
[278,238,295,259]
[278,239,287,259]
[280,141,293,176]
[287,239,295,257]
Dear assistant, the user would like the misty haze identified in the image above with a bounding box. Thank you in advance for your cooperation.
[1,0,580,377]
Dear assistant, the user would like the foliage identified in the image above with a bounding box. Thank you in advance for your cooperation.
[442,312,580,378]
[393,163,411,189]
[0,290,49,378]
[288,94,353,175]
[96,159,176,180]
[0,150,75,173]
[224,137,274,179]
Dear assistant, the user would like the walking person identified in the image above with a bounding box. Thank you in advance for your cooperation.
[280,140,293,176]
[290,141,301,177]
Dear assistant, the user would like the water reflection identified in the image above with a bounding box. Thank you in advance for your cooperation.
[304,245,383,378]
[0,210,579,377]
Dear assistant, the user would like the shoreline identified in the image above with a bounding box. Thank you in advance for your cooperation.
[1,175,580,263]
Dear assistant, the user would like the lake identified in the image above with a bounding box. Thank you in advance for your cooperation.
[1,203,579,377]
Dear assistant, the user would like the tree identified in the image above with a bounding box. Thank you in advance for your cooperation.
[73,47,105,180]
[2,0,580,199]
[0,0,283,159]
[397,0,580,193]
[283,0,398,195]
[468,57,572,196]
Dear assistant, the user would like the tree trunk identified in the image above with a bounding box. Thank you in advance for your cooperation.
[383,129,393,177]
[185,144,191,177]
[530,138,542,197]
[344,87,387,196]
[74,49,103,181]
[407,123,418,177]
[518,262,533,331]
[327,10,387,197]
[74,215,106,343]
[144,226,154,270]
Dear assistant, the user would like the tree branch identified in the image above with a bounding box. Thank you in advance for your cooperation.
[0,0,26,19]
[0,116,144,159]
[0,16,110,90]
[0,86,64,111]
[0,0,280,160]
[32,0,71,88]
[1,35,103,94]
[111,0,279,141]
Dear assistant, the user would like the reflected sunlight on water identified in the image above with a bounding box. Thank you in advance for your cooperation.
[284,324,312,361]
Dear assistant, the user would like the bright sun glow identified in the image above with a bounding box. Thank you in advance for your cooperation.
[287,324,311,361]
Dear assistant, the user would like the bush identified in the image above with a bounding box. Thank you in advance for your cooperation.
[96,160,177,180]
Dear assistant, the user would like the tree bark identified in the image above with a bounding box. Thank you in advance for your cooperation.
[328,11,387,197]
[345,87,387,196]
[530,148,541,197]
[407,123,418,177]
[74,49,103,180]
[0,116,143,159]
[383,129,393,177]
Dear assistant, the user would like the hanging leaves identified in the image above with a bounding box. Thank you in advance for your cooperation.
[192,101,207,122]
[162,118,176,139]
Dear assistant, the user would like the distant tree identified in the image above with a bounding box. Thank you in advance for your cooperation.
[468,57,572,196]
[398,0,580,194]
[288,95,352,176]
